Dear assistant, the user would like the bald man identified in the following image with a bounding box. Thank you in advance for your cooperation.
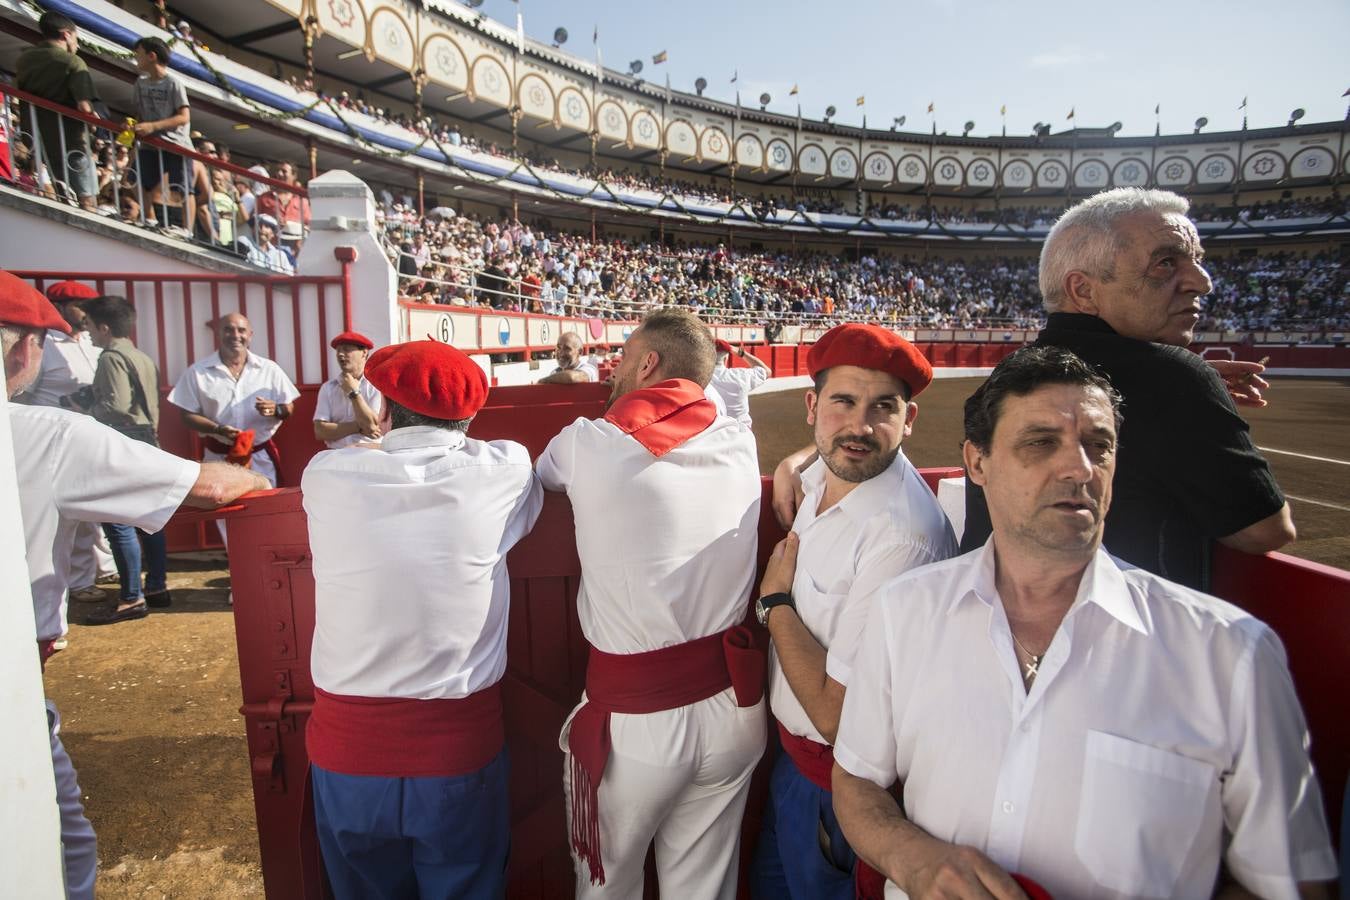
[168,312,299,487]
[538,332,599,384]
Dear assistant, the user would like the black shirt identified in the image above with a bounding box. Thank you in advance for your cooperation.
[961,313,1285,591]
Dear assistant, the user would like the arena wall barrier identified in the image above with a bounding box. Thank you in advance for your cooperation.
[203,461,1346,899]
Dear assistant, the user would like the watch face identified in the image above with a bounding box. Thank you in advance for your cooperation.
[755,598,768,626]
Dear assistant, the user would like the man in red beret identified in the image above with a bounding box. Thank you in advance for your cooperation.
[301,340,542,898]
[708,338,770,429]
[749,322,956,899]
[536,308,766,898]
[19,280,117,605]
[3,269,269,900]
[312,331,385,449]
[832,346,1335,899]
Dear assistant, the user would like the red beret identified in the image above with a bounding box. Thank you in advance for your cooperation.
[364,340,488,420]
[45,280,99,303]
[0,270,71,334]
[806,323,932,397]
[1012,874,1053,900]
[330,330,374,350]
[714,338,735,354]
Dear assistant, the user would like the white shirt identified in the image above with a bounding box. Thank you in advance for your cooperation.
[303,427,542,699]
[313,376,384,449]
[708,363,768,429]
[835,541,1337,900]
[168,351,300,444]
[11,405,199,641]
[771,451,956,743]
[557,359,599,382]
[26,330,101,407]
[535,414,761,652]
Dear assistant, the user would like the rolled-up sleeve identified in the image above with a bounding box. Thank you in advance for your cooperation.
[833,589,900,788]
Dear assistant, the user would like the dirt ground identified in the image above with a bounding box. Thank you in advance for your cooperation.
[41,375,1349,898]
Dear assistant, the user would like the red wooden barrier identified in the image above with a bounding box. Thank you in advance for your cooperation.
[215,452,1345,899]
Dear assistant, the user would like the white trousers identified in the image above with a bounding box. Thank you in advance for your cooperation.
[67,521,115,590]
[562,688,766,900]
[47,701,96,900]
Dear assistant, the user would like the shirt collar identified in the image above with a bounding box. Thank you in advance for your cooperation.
[800,446,913,523]
[207,351,263,372]
[950,539,1148,636]
[1043,312,1123,338]
[380,425,466,453]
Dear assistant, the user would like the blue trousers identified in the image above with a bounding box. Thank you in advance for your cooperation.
[102,523,167,602]
[750,749,856,900]
[312,749,510,900]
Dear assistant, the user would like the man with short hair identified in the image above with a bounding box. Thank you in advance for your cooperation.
[169,312,299,488]
[247,215,294,273]
[536,308,766,898]
[313,331,384,449]
[962,188,1293,591]
[708,338,770,429]
[16,12,99,210]
[750,324,956,899]
[3,269,268,900]
[832,345,1336,900]
[255,160,309,254]
[538,331,598,384]
[303,340,541,898]
[81,294,174,622]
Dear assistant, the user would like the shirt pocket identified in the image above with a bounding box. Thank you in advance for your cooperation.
[1074,730,1216,898]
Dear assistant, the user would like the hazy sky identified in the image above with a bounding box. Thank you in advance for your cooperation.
[475,0,1348,138]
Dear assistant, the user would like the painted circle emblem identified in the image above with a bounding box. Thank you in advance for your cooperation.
[971,162,992,182]
[436,314,454,344]
[565,96,583,121]
[528,85,546,107]
[771,144,789,164]
[1253,155,1276,176]
[498,318,511,346]
[1041,164,1062,184]
[1204,159,1227,179]
[540,321,551,342]
[1164,162,1185,181]
[904,160,921,179]
[1119,162,1142,183]
[621,326,633,340]
[638,118,655,139]
[939,162,957,180]
[435,46,458,76]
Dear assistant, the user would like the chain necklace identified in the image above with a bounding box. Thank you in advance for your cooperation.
[1010,631,1045,685]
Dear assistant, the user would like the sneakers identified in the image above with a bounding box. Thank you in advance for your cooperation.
[145,590,172,609]
[52,638,69,651]
[69,585,107,603]
[96,573,120,585]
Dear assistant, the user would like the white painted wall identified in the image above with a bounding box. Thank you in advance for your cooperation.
[0,397,65,899]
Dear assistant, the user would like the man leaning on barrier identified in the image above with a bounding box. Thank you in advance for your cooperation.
[3,269,269,900]
[15,11,98,211]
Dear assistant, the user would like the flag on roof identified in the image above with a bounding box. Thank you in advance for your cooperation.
[856,96,865,107]
[926,102,934,114]
[1000,104,1006,116]
[730,70,738,83]
[789,84,798,96]
[1239,96,1248,110]
[652,50,667,64]
[1067,107,1075,120]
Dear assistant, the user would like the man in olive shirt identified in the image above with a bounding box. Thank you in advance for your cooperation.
[16,12,98,210]
[81,295,174,621]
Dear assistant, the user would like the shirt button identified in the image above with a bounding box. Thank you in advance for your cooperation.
[1002,801,1014,814]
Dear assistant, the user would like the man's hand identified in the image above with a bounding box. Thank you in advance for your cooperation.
[339,371,360,394]
[133,121,156,138]
[759,532,799,598]
[254,397,278,417]
[902,844,1027,900]
[359,420,382,439]
[1207,359,1269,408]
[216,424,241,440]
[771,445,815,529]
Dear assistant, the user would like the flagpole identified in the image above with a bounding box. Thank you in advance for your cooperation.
[1234,97,1248,211]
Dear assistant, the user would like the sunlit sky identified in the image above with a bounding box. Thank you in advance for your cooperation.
[473,0,1348,138]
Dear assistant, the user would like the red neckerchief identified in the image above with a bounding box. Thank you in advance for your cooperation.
[602,378,716,457]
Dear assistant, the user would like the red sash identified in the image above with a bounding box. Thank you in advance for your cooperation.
[306,682,503,778]
[777,723,887,900]
[603,378,716,457]
[204,434,283,486]
[569,627,765,884]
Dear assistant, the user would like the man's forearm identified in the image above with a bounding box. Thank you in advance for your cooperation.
[769,608,844,743]
[833,763,931,888]
[539,368,590,384]
[313,419,359,442]
[182,410,224,435]
[182,461,270,508]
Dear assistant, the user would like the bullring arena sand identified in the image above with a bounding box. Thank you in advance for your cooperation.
[42,375,1350,898]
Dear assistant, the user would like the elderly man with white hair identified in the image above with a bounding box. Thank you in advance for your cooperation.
[961,188,1293,592]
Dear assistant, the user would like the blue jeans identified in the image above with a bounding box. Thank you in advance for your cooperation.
[312,749,510,900]
[101,523,167,602]
[750,748,856,900]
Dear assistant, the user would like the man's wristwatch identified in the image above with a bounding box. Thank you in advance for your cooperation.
[755,592,795,627]
[347,389,359,399]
